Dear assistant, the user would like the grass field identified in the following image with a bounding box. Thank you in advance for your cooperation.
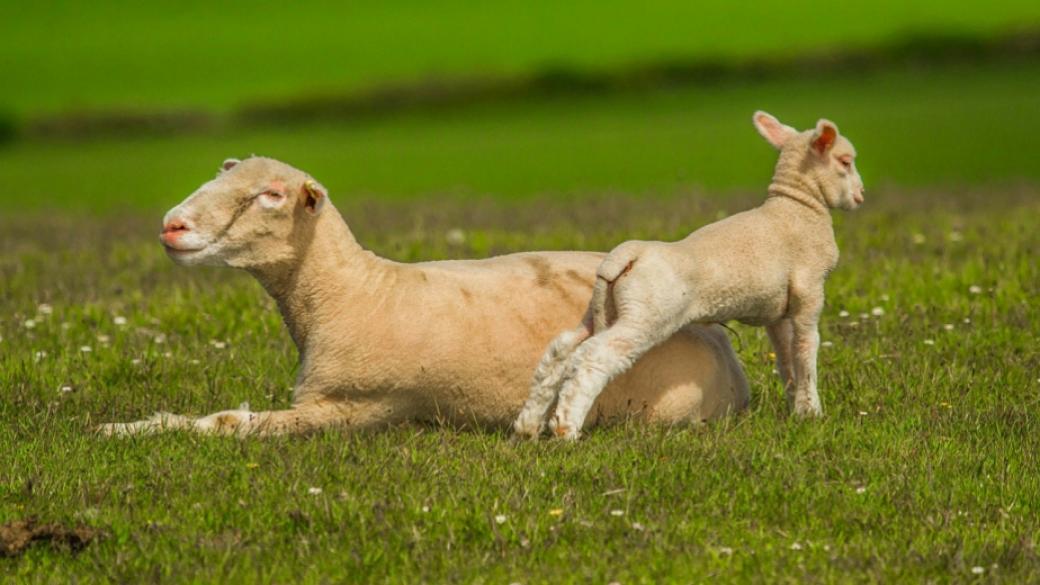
[2,61,1039,212]
[4,3,1040,580]
[2,185,1038,581]
[4,0,1039,116]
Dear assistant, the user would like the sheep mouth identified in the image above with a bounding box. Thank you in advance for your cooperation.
[162,243,207,254]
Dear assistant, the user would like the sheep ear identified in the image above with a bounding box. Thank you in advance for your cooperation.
[811,119,838,156]
[303,180,326,215]
[753,111,796,150]
[220,158,240,172]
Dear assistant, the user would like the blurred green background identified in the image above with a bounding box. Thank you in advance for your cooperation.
[1,1,1039,210]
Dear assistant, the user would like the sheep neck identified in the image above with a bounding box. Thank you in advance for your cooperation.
[250,206,393,354]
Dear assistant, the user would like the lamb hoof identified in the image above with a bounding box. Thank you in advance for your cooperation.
[792,403,823,418]
[511,419,544,441]
[547,417,581,441]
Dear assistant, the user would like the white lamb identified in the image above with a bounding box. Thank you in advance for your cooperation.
[99,157,750,436]
[514,111,864,440]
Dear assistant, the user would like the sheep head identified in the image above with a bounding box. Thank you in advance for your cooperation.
[753,111,865,211]
[159,157,327,269]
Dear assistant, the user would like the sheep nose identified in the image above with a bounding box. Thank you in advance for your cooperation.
[163,219,189,234]
[161,218,190,243]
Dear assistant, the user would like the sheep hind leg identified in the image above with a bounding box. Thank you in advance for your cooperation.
[513,321,593,439]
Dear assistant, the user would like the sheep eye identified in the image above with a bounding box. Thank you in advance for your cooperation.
[839,158,852,169]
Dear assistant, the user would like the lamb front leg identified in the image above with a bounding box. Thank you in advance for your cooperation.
[766,319,795,401]
[789,308,823,417]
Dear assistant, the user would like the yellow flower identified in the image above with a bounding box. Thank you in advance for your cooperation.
[549,509,564,516]
[246,462,260,469]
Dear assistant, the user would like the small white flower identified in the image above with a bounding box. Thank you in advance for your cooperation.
[34,350,47,361]
[494,514,507,524]
[838,310,849,318]
[131,358,142,365]
[24,319,36,329]
[60,385,73,393]
[210,340,227,349]
[968,285,982,295]
[871,307,884,317]
[855,486,867,494]
[859,313,869,320]
[821,341,833,348]
[97,334,110,344]
[113,316,127,326]
[80,345,92,353]
[631,522,645,531]
[971,566,985,575]
[912,233,926,245]
[718,546,734,555]
[943,324,954,331]
[163,351,172,358]
[38,303,53,315]
[923,339,935,346]
[849,321,860,328]
[307,487,323,495]
[190,359,200,365]
[445,229,466,246]
[610,509,625,517]
[421,505,429,513]
[963,318,971,324]
[790,542,803,551]
[858,411,868,416]
[154,334,166,344]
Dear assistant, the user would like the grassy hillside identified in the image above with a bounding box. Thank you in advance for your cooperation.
[3,0,1039,115]
[1,61,1037,212]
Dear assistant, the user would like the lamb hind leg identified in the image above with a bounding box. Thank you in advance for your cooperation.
[549,319,676,440]
[513,322,592,439]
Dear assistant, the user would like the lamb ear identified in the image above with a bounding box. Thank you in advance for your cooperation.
[221,158,240,172]
[811,119,839,156]
[303,179,327,215]
[753,111,797,150]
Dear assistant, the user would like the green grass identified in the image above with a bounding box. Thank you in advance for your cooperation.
[2,61,1039,213]
[1,186,1038,582]
[3,0,1039,115]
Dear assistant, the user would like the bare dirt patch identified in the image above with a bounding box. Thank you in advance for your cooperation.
[0,518,103,557]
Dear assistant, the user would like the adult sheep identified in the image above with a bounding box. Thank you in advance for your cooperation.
[99,157,749,436]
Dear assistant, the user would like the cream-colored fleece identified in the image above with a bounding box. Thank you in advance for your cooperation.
[514,111,864,439]
[99,157,749,436]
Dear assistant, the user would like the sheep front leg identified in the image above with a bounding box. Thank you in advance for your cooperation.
[98,398,400,437]
[788,299,824,417]
[514,323,592,439]
[766,319,795,401]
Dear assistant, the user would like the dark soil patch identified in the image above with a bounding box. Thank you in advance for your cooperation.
[0,518,103,557]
